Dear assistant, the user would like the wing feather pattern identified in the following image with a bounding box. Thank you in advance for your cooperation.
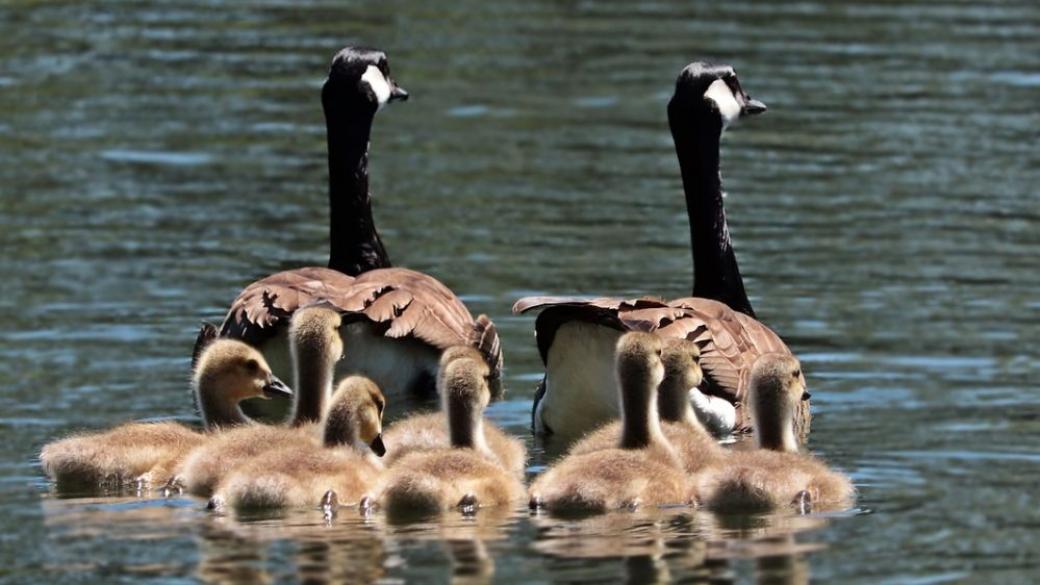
[513,295,808,436]
[207,267,503,387]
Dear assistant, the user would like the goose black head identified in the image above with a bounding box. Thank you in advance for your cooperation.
[669,62,766,131]
[323,46,409,114]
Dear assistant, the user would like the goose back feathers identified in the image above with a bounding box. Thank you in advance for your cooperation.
[513,295,807,439]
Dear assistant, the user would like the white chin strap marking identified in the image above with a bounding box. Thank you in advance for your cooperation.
[704,78,742,129]
[361,65,392,108]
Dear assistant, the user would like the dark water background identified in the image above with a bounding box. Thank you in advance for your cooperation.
[2,0,1038,582]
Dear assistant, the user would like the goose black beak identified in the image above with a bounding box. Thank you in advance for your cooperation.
[262,375,293,400]
[742,97,767,116]
[389,84,409,103]
[802,391,812,401]
[369,434,386,457]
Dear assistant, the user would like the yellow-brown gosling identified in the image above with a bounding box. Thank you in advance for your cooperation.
[38,340,291,491]
[696,353,854,513]
[527,332,691,514]
[378,347,524,516]
[382,346,526,478]
[567,338,723,474]
[172,305,343,497]
[208,376,386,513]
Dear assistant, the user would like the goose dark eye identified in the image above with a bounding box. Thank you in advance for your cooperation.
[792,369,801,378]
[245,359,260,373]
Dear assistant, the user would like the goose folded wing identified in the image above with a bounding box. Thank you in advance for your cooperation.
[335,268,505,383]
[667,297,799,432]
[217,267,357,346]
[513,295,694,364]
[513,294,800,433]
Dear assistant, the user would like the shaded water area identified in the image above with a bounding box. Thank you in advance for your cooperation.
[2,0,1038,582]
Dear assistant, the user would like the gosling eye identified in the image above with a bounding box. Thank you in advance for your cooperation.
[244,359,260,374]
[792,369,801,379]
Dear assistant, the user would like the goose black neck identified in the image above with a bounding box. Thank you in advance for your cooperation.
[324,100,391,276]
[669,104,756,318]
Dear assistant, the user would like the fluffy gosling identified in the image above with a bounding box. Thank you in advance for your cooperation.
[209,376,386,513]
[528,332,691,514]
[38,340,291,491]
[696,354,854,513]
[378,347,524,517]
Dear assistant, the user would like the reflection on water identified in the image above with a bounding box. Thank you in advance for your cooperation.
[40,493,848,584]
[4,0,1039,582]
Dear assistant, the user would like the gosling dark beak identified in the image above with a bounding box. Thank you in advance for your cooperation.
[741,97,767,116]
[388,84,409,103]
[369,434,386,457]
[262,375,293,400]
[802,391,812,401]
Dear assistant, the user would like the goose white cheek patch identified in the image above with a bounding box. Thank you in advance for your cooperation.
[361,65,392,108]
[704,78,742,128]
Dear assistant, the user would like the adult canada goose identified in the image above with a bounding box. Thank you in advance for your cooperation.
[382,347,526,478]
[39,340,291,491]
[696,354,854,513]
[378,347,524,516]
[198,45,503,420]
[513,62,805,440]
[173,306,346,497]
[527,333,691,514]
[208,376,386,513]
[567,338,722,475]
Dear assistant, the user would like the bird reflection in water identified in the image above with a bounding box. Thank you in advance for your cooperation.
[530,507,837,584]
[40,491,848,583]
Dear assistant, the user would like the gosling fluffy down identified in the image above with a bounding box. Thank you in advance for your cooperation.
[210,376,386,511]
[38,340,291,490]
[696,354,854,512]
[528,333,692,514]
[172,306,349,497]
[566,338,722,475]
[382,346,526,477]
[379,347,524,516]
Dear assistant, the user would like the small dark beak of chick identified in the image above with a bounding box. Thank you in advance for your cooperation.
[262,376,293,400]
[369,434,386,457]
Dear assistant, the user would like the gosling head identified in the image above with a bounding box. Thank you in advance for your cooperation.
[438,346,493,450]
[323,376,387,456]
[662,338,703,393]
[192,340,292,428]
[748,353,808,452]
[669,61,767,132]
[615,332,666,398]
[323,46,409,116]
[658,338,704,423]
[289,305,344,366]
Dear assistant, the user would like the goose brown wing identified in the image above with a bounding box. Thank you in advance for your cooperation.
[668,297,805,434]
[334,268,477,346]
[331,268,505,387]
[512,296,694,363]
[513,295,806,435]
[212,267,504,389]
[217,267,357,346]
